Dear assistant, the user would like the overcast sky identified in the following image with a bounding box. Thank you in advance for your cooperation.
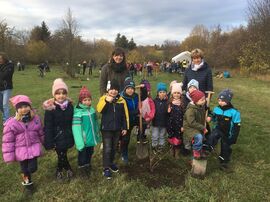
[0,0,248,45]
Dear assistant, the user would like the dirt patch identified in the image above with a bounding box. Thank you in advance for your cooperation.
[121,157,188,189]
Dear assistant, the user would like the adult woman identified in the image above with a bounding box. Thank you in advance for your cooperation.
[0,52,14,123]
[182,49,213,94]
[99,47,129,95]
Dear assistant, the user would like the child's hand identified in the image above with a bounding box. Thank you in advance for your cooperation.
[168,106,171,113]
[203,128,208,134]
[181,127,184,132]
[105,95,114,103]
[121,130,127,136]
[206,117,211,122]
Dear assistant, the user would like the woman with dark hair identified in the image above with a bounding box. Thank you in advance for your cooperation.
[99,47,130,95]
[0,52,14,123]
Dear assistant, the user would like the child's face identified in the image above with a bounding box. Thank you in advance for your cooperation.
[172,92,181,99]
[17,105,31,115]
[125,87,135,96]
[108,89,119,97]
[158,91,167,99]
[218,99,227,107]
[54,89,67,103]
[196,96,206,106]
[188,86,197,93]
[82,97,92,107]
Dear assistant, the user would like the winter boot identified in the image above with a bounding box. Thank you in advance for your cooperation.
[55,170,64,181]
[21,174,34,195]
[66,169,74,180]
[193,150,201,160]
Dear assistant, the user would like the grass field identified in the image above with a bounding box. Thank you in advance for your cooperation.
[0,66,270,201]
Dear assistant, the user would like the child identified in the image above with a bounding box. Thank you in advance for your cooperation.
[152,82,168,153]
[72,86,100,177]
[207,89,241,171]
[97,79,129,179]
[167,83,185,159]
[43,78,74,181]
[120,77,139,164]
[183,79,199,110]
[2,95,43,194]
[167,80,177,98]
[139,79,155,143]
[183,90,207,159]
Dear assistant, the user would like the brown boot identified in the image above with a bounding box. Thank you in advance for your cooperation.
[175,148,180,160]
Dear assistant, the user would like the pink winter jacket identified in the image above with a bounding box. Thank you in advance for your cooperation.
[2,115,44,163]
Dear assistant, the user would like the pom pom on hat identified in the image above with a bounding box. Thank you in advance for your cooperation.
[157,82,167,92]
[107,79,120,91]
[218,89,233,103]
[79,86,91,102]
[171,82,183,94]
[190,90,205,103]
[52,78,68,96]
[10,95,32,110]
[187,79,199,89]
[169,80,177,89]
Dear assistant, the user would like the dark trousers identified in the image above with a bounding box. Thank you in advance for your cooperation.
[102,130,120,168]
[78,147,94,167]
[19,157,38,181]
[120,126,134,156]
[207,128,232,164]
[56,149,71,171]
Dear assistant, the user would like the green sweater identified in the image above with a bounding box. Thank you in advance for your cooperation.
[72,104,101,151]
[183,102,205,139]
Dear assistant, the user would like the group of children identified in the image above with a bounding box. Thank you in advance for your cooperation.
[1,76,241,193]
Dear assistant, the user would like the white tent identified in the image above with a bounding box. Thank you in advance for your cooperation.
[171,51,191,64]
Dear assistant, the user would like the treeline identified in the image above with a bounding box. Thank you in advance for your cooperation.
[0,0,269,76]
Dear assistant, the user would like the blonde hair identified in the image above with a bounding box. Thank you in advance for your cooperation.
[15,109,35,121]
[191,48,204,59]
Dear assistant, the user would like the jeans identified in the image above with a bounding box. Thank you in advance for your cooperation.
[192,134,203,151]
[20,157,38,181]
[0,89,12,123]
[151,126,166,147]
[78,147,94,167]
[102,130,120,168]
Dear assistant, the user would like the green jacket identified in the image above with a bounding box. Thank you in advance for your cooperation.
[183,102,205,139]
[72,104,101,151]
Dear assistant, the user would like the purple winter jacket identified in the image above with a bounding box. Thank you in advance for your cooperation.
[2,115,44,163]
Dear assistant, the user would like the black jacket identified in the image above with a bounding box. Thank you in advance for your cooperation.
[0,62,14,91]
[152,98,168,127]
[182,62,213,93]
[44,102,74,150]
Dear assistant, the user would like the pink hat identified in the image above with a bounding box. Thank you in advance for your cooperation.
[10,95,32,108]
[169,80,177,89]
[79,86,91,102]
[52,78,68,96]
[171,82,183,94]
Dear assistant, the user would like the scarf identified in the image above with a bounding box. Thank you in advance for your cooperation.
[111,62,126,73]
[172,98,181,106]
[141,97,151,118]
[55,100,69,111]
[191,60,204,71]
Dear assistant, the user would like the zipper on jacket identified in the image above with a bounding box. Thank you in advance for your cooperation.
[88,109,97,145]
[113,103,116,130]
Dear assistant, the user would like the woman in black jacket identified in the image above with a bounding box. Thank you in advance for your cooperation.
[0,52,14,123]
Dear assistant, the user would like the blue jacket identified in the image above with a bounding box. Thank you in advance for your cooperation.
[120,92,139,126]
[212,104,241,144]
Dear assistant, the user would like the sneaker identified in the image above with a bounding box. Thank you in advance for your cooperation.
[103,168,112,179]
[66,169,74,179]
[193,150,201,160]
[110,164,119,173]
[56,170,64,181]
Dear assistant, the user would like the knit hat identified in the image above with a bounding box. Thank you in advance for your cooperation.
[190,90,205,103]
[123,77,135,91]
[171,83,183,94]
[52,78,68,96]
[157,82,167,93]
[79,86,91,102]
[10,95,32,110]
[218,89,233,103]
[141,79,151,92]
[187,79,199,89]
[169,80,177,89]
[107,79,120,91]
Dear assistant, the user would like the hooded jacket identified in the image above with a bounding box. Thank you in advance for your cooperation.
[2,115,44,162]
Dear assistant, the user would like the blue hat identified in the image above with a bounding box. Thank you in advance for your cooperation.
[123,77,135,91]
[157,82,167,93]
[187,79,199,89]
[218,89,233,103]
